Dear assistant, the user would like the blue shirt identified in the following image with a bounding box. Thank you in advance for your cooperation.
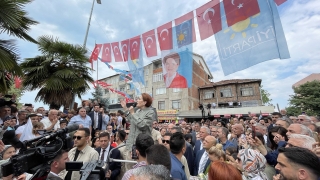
[69,115,92,128]
[170,152,187,180]
[222,140,236,151]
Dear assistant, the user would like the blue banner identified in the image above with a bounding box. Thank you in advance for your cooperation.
[215,0,290,75]
[161,19,193,88]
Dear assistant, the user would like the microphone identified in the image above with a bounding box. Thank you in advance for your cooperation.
[40,124,79,141]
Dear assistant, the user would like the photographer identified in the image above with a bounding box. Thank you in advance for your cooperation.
[0,145,32,180]
[120,93,154,152]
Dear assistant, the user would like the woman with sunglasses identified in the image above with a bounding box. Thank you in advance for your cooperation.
[120,93,154,152]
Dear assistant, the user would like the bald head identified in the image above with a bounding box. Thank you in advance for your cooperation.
[232,124,244,136]
[202,135,217,150]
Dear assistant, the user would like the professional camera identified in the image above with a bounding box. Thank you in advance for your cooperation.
[1,124,78,178]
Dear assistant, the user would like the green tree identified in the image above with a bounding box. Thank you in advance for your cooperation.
[0,0,38,93]
[21,36,94,109]
[287,81,320,116]
[261,85,272,105]
[90,86,109,108]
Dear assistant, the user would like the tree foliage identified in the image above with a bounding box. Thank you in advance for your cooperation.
[287,81,320,116]
[261,85,272,105]
[21,36,94,109]
[0,0,38,93]
[90,86,109,108]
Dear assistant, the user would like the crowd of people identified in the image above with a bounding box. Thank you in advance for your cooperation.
[1,93,320,180]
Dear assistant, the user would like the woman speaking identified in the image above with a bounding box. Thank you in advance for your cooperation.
[120,93,154,152]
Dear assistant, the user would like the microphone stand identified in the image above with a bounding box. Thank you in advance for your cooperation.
[105,144,137,179]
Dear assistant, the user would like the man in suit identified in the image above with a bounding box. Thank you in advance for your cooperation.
[194,126,210,158]
[47,150,69,180]
[194,135,216,176]
[88,104,103,137]
[95,132,121,179]
[115,130,127,180]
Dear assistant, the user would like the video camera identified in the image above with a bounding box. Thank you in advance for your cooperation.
[1,124,78,178]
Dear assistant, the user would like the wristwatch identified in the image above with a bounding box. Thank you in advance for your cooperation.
[125,111,130,117]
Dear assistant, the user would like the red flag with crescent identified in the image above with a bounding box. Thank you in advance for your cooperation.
[142,29,157,57]
[223,0,260,27]
[121,39,129,62]
[101,43,111,62]
[89,44,102,68]
[196,0,222,40]
[14,76,22,88]
[157,22,173,51]
[175,11,196,42]
[129,36,141,60]
[111,42,123,62]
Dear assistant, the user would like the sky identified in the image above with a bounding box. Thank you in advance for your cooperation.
[9,0,320,110]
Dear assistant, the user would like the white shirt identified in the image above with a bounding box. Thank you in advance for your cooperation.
[15,124,26,135]
[117,116,123,128]
[94,112,99,129]
[41,117,60,130]
[99,144,110,162]
[198,151,208,174]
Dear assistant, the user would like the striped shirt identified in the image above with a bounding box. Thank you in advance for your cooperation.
[121,161,147,180]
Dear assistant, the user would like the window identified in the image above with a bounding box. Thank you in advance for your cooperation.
[145,69,149,76]
[204,91,214,99]
[126,84,130,90]
[241,87,254,96]
[156,88,166,95]
[158,101,165,110]
[153,73,163,82]
[104,89,109,94]
[172,100,181,109]
[173,88,181,92]
[220,88,232,97]
[145,80,148,87]
[120,86,125,92]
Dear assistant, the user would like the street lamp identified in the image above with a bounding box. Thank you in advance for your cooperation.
[70,0,101,110]
[83,0,101,48]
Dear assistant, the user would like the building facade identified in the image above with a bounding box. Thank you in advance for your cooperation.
[100,53,213,122]
[198,79,274,118]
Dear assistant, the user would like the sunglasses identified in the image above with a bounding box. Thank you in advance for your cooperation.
[162,140,170,144]
[73,136,84,140]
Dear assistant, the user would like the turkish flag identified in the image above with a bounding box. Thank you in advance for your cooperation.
[223,0,260,27]
[101,43,111,62]
[157,22,173,51]
[14,76,22,88]
[175,11,196,42]
[196,0,222,40]
[129,36,141,60]
[142,29,158,57]
[89,44,102,68]
[90,44,102,61]
[121,39,129,61]
[111,42,123,62]
[274,0,286,6]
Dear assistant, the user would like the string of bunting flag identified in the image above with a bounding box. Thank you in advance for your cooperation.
[89,0,288,73]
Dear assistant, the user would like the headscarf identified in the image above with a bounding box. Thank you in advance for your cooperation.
[238,149,268,180]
